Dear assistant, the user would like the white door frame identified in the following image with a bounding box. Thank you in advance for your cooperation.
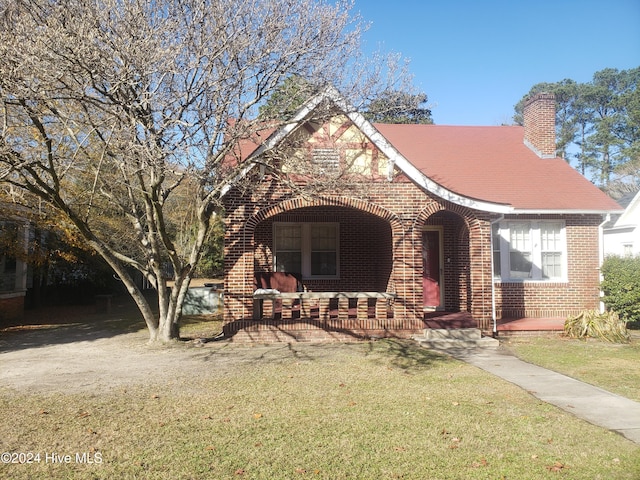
[422,226,445,310]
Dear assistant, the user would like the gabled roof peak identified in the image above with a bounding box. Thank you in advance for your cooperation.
[223,87,513,213]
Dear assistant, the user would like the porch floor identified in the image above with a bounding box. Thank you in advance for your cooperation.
[424,311,565,334]
[497,316,565,333]
[424,311,477,329]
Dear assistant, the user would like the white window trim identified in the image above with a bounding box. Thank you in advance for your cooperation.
[494,221,568,282]
[273,222,340,280]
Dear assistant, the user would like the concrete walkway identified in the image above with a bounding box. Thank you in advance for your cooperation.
[443,346,640,445]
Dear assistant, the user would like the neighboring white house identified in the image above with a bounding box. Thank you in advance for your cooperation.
[603,190,640,257]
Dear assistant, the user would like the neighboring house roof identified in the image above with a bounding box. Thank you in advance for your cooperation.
[604,189,640,230]
[617,190,640,210]
[223,87,622,215]
[375,124,622,213]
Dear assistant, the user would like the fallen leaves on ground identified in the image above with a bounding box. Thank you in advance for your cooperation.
[546,461,568,472]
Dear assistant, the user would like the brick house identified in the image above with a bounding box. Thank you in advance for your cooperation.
[221,90,622,342]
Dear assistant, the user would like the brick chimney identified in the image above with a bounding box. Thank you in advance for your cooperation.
[523,92,556,158]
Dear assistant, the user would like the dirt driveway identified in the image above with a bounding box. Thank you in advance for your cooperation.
[0,303,311,395]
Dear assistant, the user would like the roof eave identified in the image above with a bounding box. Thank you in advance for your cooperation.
[510,208,625,215]
[401,168,514,214]
[604,224,636,233]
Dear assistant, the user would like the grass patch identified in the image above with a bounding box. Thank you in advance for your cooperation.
[1,339,638,479]
[504,334,640,402]
[179,313,224,340]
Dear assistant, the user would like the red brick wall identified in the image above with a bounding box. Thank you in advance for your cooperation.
[223,176,603,341]
[224,180,420,324]
[223,176,497,337]
[494,214,602,318]
[523,92,556,158]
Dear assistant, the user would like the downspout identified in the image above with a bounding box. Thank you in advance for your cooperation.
[490,215,504,336]
[598,213,610,314]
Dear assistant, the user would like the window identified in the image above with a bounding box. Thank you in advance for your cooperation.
[540,223,563,279]
[0,222,18,293]
[1,255,17,274]
[274,225,302,273]
[492,221,566,281]
[0,222,18,274]
[310,224,338,276]
[509,223,533,279]
[274,223,339,278]
[623,243,634,257]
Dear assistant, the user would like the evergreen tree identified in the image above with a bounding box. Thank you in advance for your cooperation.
[364,91,433,124]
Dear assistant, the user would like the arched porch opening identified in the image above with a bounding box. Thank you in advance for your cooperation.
[253,205,394,293]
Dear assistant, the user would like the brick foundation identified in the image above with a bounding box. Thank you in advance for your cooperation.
[223,319,422,344]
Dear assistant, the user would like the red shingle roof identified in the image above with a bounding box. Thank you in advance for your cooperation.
[375,123,621,212]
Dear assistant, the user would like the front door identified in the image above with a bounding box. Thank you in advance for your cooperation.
[422,229,443,308]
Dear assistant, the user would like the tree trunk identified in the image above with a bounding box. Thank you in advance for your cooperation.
[156,311,180,343]
[124,281,161,343]
[153,273,192,343]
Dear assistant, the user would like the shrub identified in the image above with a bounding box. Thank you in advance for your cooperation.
[564,310,629,343]
[601,255,640,327]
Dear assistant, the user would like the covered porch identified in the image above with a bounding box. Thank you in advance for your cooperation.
[224,202,422,341]
[222,196,500,341]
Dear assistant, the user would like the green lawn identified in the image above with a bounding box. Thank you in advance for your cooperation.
[1,336,638,479]
[504,334,640,402]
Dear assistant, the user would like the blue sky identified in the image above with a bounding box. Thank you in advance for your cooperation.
[354,0,640,126]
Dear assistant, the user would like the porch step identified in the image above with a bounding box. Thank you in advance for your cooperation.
[423,328,482,340]
[413,328,499,351]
